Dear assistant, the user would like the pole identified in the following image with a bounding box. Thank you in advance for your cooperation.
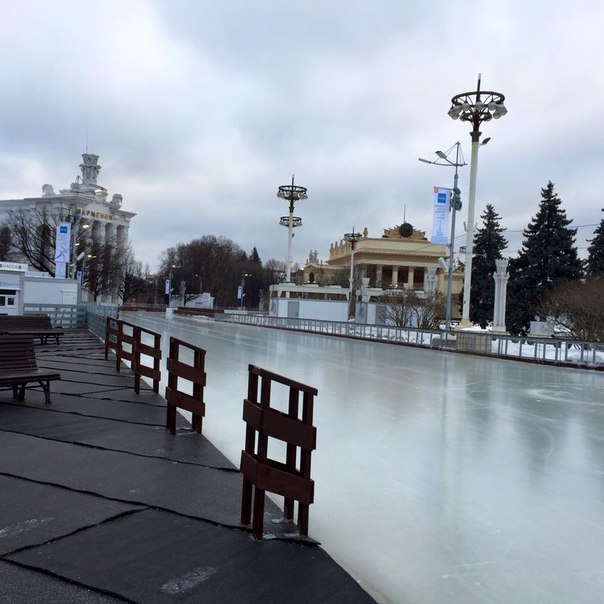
[348,244,355,319]
[166,267,173,306]
[286,175,294,282]
[445,143,461,335]
[69,207,80,279]
[240,274,247,309]
[461,132,480,325]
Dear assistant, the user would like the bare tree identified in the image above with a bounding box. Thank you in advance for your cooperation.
[379,289,445,329]
[158,236,248,307]
[2,207,62,273]
[2,208,126,302]
[117,246,148,303]
[538,278,604,342]
[0,226,11,261]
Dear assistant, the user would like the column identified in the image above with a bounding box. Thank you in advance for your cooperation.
[376,265,383,287]
[391,266,398,287]
[492,258,510,333]
[407,267,415,289]
[425,266,437,294]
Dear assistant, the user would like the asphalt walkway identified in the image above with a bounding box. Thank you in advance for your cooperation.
[0,330,375,603]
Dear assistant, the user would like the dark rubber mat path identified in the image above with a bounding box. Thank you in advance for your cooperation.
[0,329,374,603]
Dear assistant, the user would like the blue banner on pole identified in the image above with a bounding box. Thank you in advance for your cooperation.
[431,187,450,245]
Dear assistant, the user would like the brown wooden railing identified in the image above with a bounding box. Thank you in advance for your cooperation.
[134,325,162,394]
[240,364,318,540]
[165,337,207,434]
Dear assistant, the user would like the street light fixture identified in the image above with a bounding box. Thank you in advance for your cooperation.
[418,142,466,335]
[277,175,308,282]
[448,74,506,326]
[343,228,362,320]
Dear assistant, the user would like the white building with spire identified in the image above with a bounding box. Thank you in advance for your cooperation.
[0,153,136,304]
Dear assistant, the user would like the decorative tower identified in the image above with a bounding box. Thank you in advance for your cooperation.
[80,154,101,185]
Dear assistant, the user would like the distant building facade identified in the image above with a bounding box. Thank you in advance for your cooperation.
[0,153,136,301]
[302,223,462,296]
[269,222,464,323]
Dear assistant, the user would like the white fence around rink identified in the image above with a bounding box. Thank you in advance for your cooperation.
[217,313,604,368]
[86,302,119,338]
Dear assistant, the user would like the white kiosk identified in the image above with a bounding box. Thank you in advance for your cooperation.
[0,261,27,315]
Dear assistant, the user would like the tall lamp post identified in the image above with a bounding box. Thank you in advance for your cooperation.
[419,142,465,334]
[165,264,176,306]
[277,176,308,282]
[240,273,251,309]
[343,228,362,320]
[447,74,507,325]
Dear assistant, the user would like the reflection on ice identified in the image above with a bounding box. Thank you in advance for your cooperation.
[126,313,604,604]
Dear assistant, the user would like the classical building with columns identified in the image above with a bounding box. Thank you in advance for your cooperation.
[269,222,464,323]
[0,153,135,300]
[302,223,463,299]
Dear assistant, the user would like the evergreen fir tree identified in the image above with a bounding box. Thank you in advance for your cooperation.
[249,246,261,264]
[586,210,604,276]
[507,181,583,335]
[469,204,508,328]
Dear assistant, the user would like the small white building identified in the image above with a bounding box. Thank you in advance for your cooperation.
[0,261,78,315]
[0,261,26,315]
[269,282,385,323]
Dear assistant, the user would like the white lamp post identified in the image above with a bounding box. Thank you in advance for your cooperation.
[240,272,251,309]
[343,228,362,320]
[447,74,507,325]
[277,176,307,282]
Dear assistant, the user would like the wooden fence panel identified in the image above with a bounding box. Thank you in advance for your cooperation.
[240,364,318,540]
[133,326,162,394]
[165,337,207,434]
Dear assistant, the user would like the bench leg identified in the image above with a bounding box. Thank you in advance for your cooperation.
[18,384,26,401]
[40,381,51,405]
[12,384,19,399]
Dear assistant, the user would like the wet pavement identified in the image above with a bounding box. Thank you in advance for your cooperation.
[0,330,374,603]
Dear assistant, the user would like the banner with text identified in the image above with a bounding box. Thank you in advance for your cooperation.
[431,187,450,245]
[55,222,71,279]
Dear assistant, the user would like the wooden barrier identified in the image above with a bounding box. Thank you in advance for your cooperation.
[165,337,207,434]
[240,364,318,540]
[116,320,136,373]
[104,317,120,361]
[133,325,162,394]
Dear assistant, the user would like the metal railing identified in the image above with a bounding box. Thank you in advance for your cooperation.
[24,304,87,329]
[217,313,603,369]
[87,303,119,338]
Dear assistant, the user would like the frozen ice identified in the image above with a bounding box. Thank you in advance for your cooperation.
[127,313,604,604]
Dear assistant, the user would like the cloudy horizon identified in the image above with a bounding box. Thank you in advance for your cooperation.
[1,0,602,271]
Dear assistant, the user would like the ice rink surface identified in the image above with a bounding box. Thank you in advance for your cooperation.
[127,313,604,604]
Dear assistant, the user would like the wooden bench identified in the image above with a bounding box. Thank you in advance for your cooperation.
[0,314,64,344]
[0,335,61,404]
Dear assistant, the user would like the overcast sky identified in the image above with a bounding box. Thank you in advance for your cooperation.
[0,0,602,270]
